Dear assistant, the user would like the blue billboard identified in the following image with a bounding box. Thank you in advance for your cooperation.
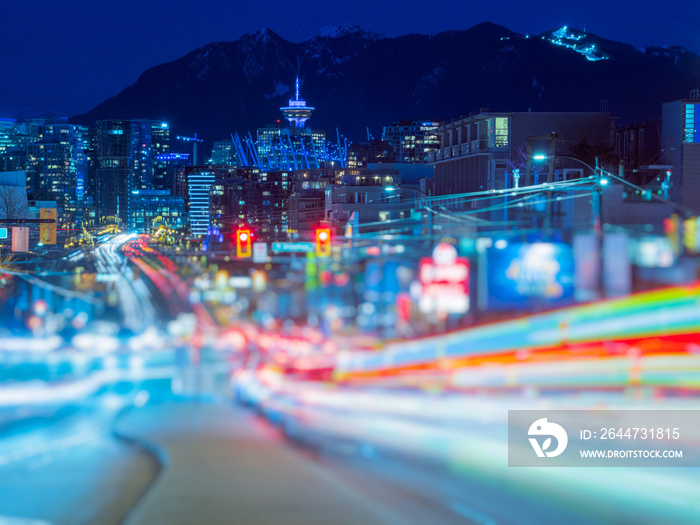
[486,242,575,310]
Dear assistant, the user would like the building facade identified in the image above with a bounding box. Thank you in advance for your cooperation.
[129,190,185,231]
[430,110,616,196]
[0,119,27,173]
[25,121,89,222]
[95,119,170,224]
[382,120,440,163]
[325,168,401,225]
[662,93,700,211]
[209,140,237,166]
[95,120,131,221]
[347,140,396,168]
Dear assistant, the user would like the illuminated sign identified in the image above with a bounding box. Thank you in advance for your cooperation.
[487,242,574,309]
[253,242,268,263]
[39,208,57,245]
[419,243,470,314]
[634,237,675,268]
[271,242,313,253]
[0,228,7,239]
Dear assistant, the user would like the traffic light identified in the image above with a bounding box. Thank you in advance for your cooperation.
[664,214,680,255]
[316,228,331,257]
[683,217,698,253]
[236,229,252,258]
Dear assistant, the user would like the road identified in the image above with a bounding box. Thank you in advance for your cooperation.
[2,237,700,524]
[236,375,700,525]
[0,386,159,525]
[117,398,477,525]
[93,235,157,333]
[4,365,698,524]
[0,373,502,525]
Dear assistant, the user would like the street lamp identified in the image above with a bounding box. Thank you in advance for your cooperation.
[384,186,433,240]
[534,154,608,298]
[532,154,608,232]
[384,186,430,197]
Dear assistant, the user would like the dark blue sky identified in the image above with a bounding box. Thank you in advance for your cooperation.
[1,0,697,117]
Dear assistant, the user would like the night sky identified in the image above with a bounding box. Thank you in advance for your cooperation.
[1,0,697,118]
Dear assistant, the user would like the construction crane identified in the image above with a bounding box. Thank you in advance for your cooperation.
[176,132,204,166]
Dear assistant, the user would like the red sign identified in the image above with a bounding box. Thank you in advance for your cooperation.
[419,243,470,314]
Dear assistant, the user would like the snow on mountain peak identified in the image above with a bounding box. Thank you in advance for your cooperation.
[314,25,382,40]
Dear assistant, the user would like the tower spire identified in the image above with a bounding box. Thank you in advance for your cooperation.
[281,76,314,133]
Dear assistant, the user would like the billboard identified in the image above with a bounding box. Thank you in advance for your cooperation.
[419,243,470,314]
[487,242,574,310]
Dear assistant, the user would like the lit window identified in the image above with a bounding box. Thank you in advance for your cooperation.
[494,117,508,147]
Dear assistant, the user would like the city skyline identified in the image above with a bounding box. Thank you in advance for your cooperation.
[2,2,700,520]
[0,0,697,117]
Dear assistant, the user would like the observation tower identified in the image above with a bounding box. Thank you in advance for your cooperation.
[280,77,314,134]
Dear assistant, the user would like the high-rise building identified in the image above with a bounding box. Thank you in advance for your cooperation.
[255,126,283,168]
[25,121,89,217]
[209,139,238,166]
[662,91,700,211]
[155,153,190,197]
[0,119,28,173]
[382,120,440,163]
[186,166,241,236]
[0,119,15,157]
[259,170,294,239]
[96,120,131,221]
[1,118,89,224]
[95,119,170,223]
[210,177,263,235]
[131,120,170,191]
[187,167,216,237]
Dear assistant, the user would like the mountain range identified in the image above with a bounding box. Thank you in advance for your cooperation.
[72,23,700,151]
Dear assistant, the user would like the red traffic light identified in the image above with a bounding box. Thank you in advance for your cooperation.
[316,228,331,257]
[236,229,252,258]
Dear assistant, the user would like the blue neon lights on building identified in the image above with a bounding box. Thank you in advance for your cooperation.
[685,104,699,143]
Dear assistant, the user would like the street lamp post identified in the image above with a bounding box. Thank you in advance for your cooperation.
[533,154,609,298]
[532,154,608,232]
[385,186,433,242]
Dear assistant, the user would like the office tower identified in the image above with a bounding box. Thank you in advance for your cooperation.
[210,139,238,166]
[95,120,131,221]
[95,119,170,223]
[382,120,441,163]
[24,119,89,222]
